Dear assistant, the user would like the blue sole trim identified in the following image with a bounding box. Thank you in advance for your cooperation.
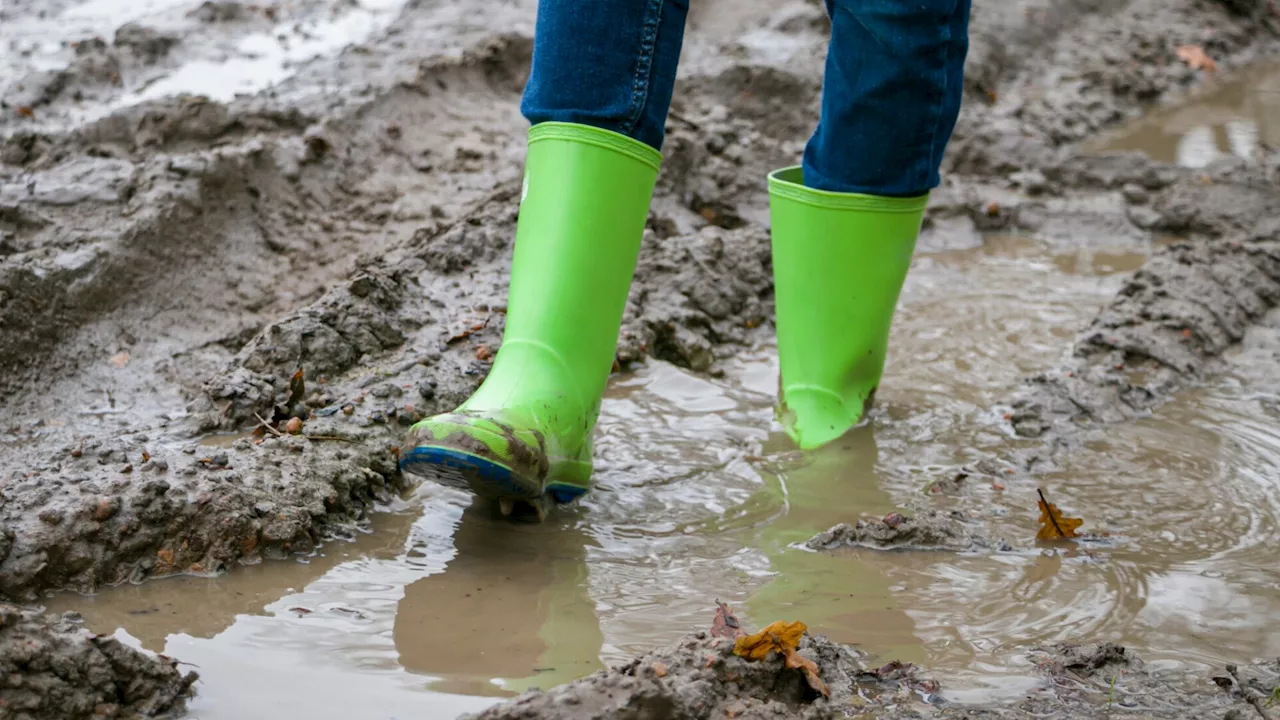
[399,446,589,506]
[546,483,588,504]
[400,446,531,498]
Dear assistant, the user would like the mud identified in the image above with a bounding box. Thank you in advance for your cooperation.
[5,0,1280,714]
[462,629,903,720]
[467,629,1280,720]
[804,510,1005,553]
[0,603,197,719]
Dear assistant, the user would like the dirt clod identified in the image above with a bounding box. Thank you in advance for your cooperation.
[0,604,197,719]
[806,510,998,553]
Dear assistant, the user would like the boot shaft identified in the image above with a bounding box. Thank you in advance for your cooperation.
[768,166,926,449]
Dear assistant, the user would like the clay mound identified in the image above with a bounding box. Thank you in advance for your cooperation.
[461,630,930,720]
[0,603,197,719]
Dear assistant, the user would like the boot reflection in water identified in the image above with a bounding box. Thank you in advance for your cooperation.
[398,0,970,517]
[392,505,603,694]
[746,426,926,666]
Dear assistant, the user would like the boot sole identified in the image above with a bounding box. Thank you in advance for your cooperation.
[400,445,538,500]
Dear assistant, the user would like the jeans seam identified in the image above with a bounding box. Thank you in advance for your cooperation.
[922,0,961,191]
[623,0,665,137]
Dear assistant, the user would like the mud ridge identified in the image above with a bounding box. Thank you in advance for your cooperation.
[804,510,1008,553]
[468,630,1279,720]
[0,602,197,719]
[0,33,542,602]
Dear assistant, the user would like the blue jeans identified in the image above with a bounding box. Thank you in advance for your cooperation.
[521,0,970,197]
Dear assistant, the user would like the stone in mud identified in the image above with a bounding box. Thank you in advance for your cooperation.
[805,510,999,553]
[0,603,197,719]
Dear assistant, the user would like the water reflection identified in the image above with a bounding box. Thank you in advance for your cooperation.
[394,505,604,696]
[745,427,928,666]
[1097,62,1280,167]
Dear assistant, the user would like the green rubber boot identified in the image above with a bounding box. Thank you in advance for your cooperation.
[400,122,661,515]
[768,167,927,450]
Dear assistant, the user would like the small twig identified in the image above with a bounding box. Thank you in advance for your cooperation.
[1037,488,1066,538]
[303,435,352,442]
[668,109,701,130]
[253,412,284,437]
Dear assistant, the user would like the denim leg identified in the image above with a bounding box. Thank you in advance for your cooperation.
[520,0,689,152]
[802,0,971,196]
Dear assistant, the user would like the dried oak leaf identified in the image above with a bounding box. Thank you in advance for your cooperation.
[1175,45,1217,72]
[1035,488,1083,541]
[784,647,830,697]
[711,600,747,639]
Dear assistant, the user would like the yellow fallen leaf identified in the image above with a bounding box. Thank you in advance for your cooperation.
[733,620,829,697]
[1036,488,1084,541]
[733,620,806,661]
[1175,45,1217,73]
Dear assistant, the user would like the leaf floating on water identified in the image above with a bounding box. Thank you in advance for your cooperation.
[783,647,830,697]
[1175,44,1217,72]
[1035,487,1083,541]
[711,599,746,639]
[733,620,807,661]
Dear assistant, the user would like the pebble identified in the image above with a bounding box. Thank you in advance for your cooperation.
[1121,183,1149,204]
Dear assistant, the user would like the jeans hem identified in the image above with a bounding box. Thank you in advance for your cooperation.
[530,122,663,171]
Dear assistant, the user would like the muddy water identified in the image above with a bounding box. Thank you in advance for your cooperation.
[44,233,1280,717]
[1094,61,1280,167]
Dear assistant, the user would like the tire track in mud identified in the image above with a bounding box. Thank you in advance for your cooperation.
[0,32,541,605]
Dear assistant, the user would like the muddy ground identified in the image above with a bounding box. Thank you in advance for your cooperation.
[0,601,197,719]
[462,627,1280,720]
[3,0,1280,716]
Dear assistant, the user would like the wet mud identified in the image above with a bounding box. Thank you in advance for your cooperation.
[4,0,1280,715]
[803,510,1005,553]
[0,602,197,719]
[469,628,1280,720]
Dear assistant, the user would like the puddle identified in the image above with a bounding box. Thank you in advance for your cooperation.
[1,0,412,126]
[1093,61,1280,167]
[121,0,410,105]
[45,234,1280,715]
